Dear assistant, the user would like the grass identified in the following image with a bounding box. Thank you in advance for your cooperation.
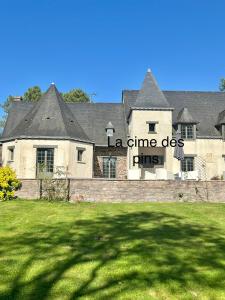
[0,200,225,300]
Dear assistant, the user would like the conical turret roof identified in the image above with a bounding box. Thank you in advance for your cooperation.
[133,69,171,109]
[9,84,92,142]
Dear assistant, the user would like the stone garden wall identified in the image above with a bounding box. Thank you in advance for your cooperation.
[16,178,225,203]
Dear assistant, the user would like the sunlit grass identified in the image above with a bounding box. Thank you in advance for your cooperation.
[0,200,225,300]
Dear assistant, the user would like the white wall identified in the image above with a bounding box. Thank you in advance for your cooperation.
[128,109,225,179]
[128,109,174,173]
[2,139,93,179]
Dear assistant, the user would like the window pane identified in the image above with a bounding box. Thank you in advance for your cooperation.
[181,125,186,139]
[187,125,193,138]
[103,157,109,178]
[37,148,54,175]
[77,150,83,162]
[103,157,116,178]
[181,124,194,139]
[8,148,14,161]
[46,149,54,172]
[181,157,194,172]
[110,158,116,178]
[149,123,155,132]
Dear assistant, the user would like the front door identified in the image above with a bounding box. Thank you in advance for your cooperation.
[36,148,54,178]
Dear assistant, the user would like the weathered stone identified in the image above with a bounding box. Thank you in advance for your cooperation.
[15,178,225,203]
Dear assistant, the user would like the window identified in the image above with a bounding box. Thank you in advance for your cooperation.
[181,124,194,139]
[8,147,14,161]
[36,148,54,177]
[181,157,194,172]
[146,121,158,133]
[103,157,116,178]
[149,123,156,132]
[77,148,85,162]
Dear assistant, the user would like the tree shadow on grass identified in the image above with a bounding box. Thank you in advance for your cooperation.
[0,210,225,299]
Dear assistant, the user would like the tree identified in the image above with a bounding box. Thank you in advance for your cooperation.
[0,86,90,132]
[1,95,14,114]
[23,86,42,102]
[0,96,14,131]
[62,89,90,103]
[220,78,225,91]
[0,86,42,131]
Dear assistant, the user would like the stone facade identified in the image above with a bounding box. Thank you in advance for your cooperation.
[93,147,127,179]
[16,178,225,203]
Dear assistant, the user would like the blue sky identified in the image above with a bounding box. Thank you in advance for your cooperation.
[0,0,225,110]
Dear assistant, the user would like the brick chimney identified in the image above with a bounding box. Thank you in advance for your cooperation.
[13,96,22,102]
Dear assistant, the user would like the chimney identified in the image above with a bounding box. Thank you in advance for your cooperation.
[13,96,22,102]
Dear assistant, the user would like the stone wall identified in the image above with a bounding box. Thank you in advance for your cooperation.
[16,178,225,203]
[94,147,127,179]
[16,179,40,199]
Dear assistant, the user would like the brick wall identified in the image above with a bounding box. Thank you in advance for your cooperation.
[94,147,127,179]
[16,178,225,202]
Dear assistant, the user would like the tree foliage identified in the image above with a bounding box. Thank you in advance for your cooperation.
[220,78,225,91]
[1,95,14,114]
[0,96,14,131]
[23,86,42,102]
[0,86,90,131]
[62,89,90,103]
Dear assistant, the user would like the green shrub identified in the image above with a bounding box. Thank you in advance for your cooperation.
[0,166,21,201]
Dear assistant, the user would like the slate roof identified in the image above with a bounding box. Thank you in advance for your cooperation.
[123,90,225,137]
[68,103,127,146]
[175,107,198,124]
[1,84,92,143]
[1,99,127,146]
[133,69,171,109]
[2,71,225,144]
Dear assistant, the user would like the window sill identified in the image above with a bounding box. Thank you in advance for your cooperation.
[7,160,14,163]
[148,131,157,134]
[77,161,86,164]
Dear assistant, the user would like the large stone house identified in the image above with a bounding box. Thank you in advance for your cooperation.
[1,69,225,180]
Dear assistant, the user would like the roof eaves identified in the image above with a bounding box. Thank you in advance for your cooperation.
[0,135,95,144]
[131,106,174,111]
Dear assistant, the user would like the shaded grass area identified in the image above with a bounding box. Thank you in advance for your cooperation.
[0,200,225,300]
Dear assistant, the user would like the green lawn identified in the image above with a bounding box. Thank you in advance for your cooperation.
[0,201,225,300]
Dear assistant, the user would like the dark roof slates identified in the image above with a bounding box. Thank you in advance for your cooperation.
[3,84,92,143]
[133,70,171,109]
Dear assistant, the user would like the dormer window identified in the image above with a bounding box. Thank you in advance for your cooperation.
[146,121,158,133]
[181,124,194,139]
[175,107,197,140]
